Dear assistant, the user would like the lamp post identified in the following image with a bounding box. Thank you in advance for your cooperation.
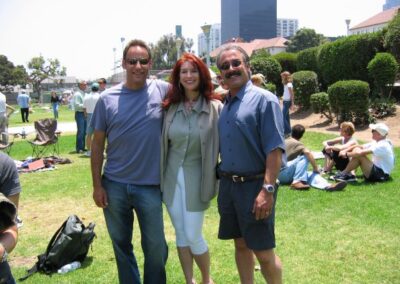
[113,47,117,76]
[201,23,212,67]
[176,37,183,60]
[345,19,351,35]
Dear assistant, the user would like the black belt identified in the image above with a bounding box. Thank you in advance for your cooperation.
[218,170,264,183]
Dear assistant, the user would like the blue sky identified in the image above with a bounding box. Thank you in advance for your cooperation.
[0,0,385,79]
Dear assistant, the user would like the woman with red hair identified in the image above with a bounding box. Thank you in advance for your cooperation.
[161,53,221,284]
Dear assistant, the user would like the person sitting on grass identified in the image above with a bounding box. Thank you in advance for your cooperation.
[333,123,395,182]
[280,124,347,191]
[322,121,357,173]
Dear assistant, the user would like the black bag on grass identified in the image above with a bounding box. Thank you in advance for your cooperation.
[19,215,95,281]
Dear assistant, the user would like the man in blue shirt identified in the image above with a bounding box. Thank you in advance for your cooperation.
[16,90,30,123]
[90,39,168,284]
[216,45,285,284]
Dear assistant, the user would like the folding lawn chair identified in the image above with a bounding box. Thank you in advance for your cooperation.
[28,118,61,158]
[0,132,14,155]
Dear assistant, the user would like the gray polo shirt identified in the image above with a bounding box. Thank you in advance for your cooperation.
[218,81,285,175]
[91,80,169,185]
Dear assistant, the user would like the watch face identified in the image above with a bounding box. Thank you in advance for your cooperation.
[263,184,275,193]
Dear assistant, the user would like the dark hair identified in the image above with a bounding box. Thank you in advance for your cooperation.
[123,39,152,60]
[291,124,306,140]
[163,53,219,109]
[216,44,250,69]
[98,78,107,84]
[91,85,99,92]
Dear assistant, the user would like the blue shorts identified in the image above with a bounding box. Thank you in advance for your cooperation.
[217,177,278,250]
[365,164,389,182]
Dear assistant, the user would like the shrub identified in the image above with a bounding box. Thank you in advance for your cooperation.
[272,52,297,74]
[367,52,399,97]
[327,80,370,125]
[250,57,282,91]
[292,71,319,109]
[384,13,400,63]
[297,46,319,73]
[310,92,333,122]
[264,83,277,94]
[318,32,385,86]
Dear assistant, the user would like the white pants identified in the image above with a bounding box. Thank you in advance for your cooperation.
[167,167,208,255]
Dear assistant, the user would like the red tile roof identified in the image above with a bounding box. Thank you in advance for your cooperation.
[350,6,400,30]
[210,37,289,58]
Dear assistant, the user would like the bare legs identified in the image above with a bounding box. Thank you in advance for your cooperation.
[177,247,213,284]
[234,238,282,284]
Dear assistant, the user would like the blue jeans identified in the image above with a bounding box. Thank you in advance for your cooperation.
[282,100,292,135]
[102,177,168,284]
[278,155,308,184]
[75,111,86,152]
[52,103,59,119]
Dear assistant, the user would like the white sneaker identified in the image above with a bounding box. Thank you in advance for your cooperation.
[85,151,91,157]
[16,216,23,228]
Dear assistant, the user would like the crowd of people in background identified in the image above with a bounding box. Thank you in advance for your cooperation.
[1,38,396,284]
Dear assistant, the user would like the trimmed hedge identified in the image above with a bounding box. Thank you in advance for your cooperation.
[296,46,319,74]
[292,71,319,109]
[327,80,370,125]
[318,32,385,86]
[367,52,399,97]
[272,52,297,74]
[250,57,282,88]
[310,92,332,121]
[264,83,277,94]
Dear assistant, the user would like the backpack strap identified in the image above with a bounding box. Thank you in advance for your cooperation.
[18,254,46,281]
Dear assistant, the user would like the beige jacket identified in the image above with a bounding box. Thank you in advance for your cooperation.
[161,99,222,206]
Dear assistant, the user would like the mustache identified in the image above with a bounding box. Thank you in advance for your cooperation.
[225,70,242,79]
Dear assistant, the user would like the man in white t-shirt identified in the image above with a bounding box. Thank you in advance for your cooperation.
[83,83,100,157]
[333,123,395,182]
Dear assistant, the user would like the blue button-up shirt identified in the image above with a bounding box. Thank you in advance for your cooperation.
[218,81,285,175]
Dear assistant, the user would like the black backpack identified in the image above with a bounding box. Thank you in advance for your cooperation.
[20,215,96,281]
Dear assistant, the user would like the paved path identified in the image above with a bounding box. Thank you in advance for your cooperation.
[8,122,77,136]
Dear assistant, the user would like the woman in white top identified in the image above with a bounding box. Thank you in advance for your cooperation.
[322,121,358,173]
[281,71,294,136]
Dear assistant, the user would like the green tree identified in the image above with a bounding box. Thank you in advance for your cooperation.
[150,34,193,70]
[287,28,327,52]
[27,56,66,103]
[384,13,400,63]
[367,52,399,97]
[0,55,28,90]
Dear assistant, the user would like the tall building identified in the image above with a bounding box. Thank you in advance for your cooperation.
[383,0,400,10]
[277,18,299,38]
[198,24,221,58]
[221,0,277,43]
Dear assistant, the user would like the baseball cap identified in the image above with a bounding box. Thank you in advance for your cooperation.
[369,123,389,136]
[91,82,100,90]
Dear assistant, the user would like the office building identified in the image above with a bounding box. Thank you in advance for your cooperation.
[221,0,277,43]
[277,18,299,37]
[383,0,400,10]
[198,24,221,58]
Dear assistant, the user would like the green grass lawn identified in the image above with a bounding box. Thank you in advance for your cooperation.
[5,109,400,283]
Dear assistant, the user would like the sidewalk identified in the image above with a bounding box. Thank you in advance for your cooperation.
[8,122,77,136]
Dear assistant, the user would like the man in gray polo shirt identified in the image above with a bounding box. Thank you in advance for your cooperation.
[216,45,285,283]
[90,39,168,284]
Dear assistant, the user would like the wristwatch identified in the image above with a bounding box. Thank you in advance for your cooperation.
[262,184,275,193]
[0,243,8,263]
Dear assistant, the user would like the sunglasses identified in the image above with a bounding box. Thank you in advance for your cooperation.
[219,59,242,71]
[126,58,150,66]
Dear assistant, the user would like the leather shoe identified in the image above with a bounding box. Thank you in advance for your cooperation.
[325,181,347,191]
[290,181,310,190]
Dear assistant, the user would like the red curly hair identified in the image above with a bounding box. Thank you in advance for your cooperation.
[163,53,219,109]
